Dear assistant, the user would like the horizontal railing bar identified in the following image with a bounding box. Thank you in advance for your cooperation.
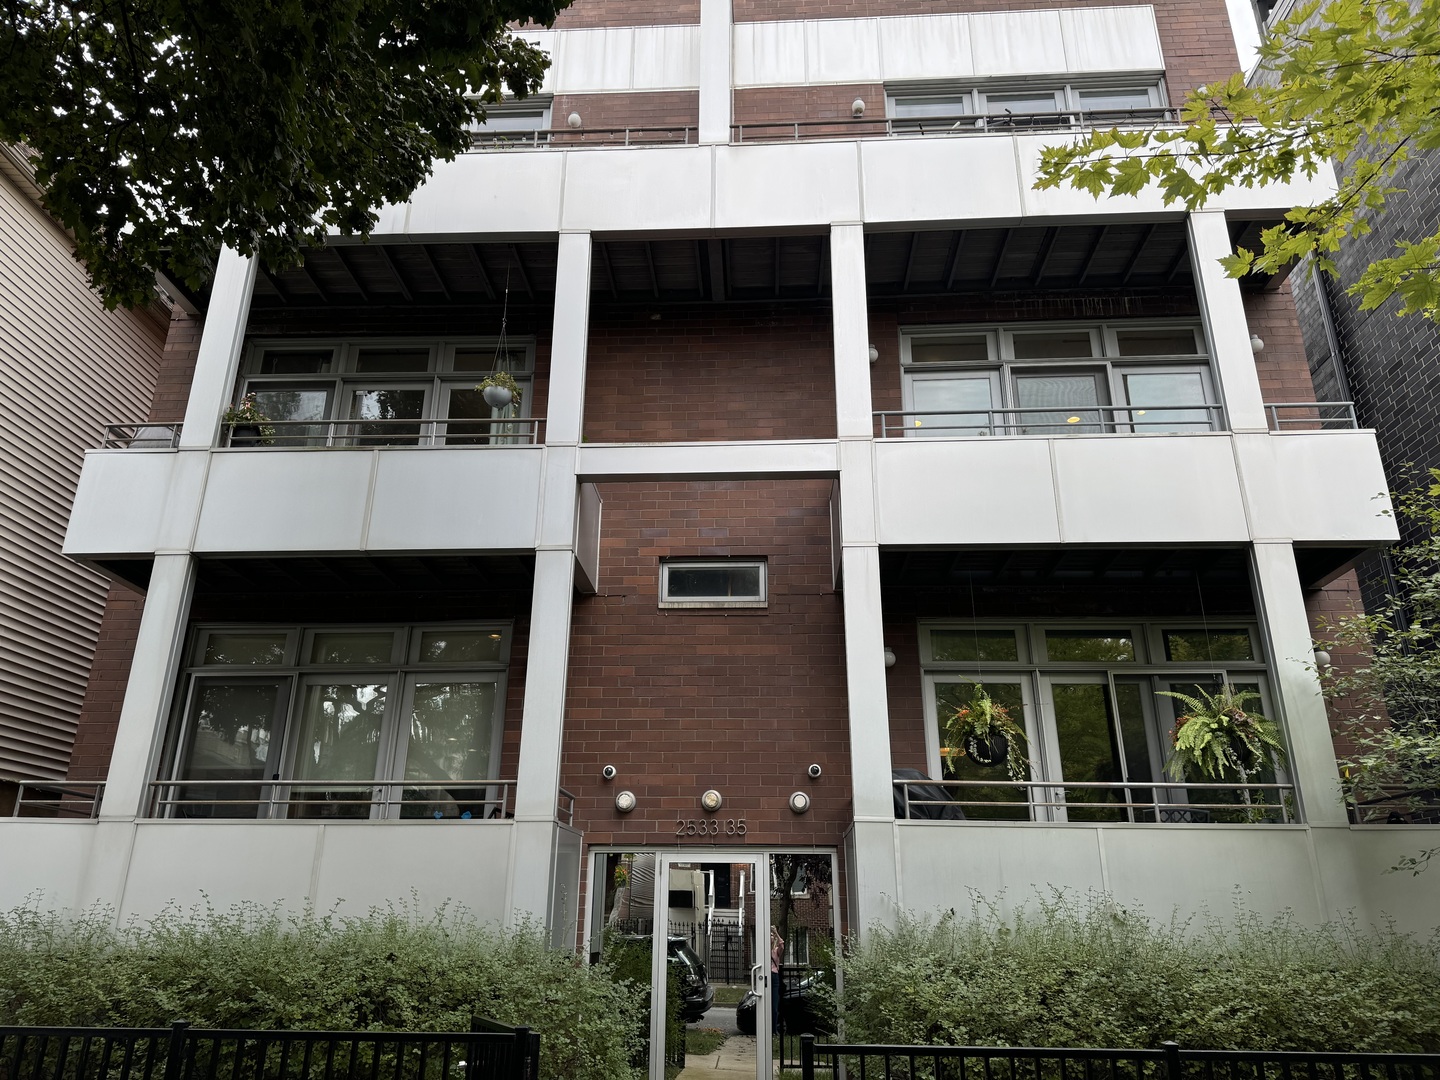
[897,779,1293,790]
[876,406,1224,417]
[150,779,514,787]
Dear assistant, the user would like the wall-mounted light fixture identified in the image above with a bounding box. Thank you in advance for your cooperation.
[789,791,811,814]
[868,344,880,364]
[884,648,897,668]
[567,112,583,129]
[1314,649,1332,668]
[701,789,723,812]
[852,99,866,118]
[615,790,637,813]
[1250,334,1265,353]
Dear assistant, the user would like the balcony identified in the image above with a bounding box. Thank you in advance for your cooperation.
[219,416,544,448]
[875,403,1229,438]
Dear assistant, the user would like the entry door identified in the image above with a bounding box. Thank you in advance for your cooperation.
[1037,675,1158,822]
[653,854,770,1080]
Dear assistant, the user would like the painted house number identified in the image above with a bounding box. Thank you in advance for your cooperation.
[675,818,747,837]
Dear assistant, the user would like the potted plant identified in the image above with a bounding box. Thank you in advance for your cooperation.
[476,371,523,410]
[942,685,1029,781]
[1159,683,1287,787]
[221,394,275,446]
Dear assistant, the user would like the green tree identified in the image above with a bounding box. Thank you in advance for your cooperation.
[1035,0,1440,320]
[0,0,567,309]
[1317,469,1440,873]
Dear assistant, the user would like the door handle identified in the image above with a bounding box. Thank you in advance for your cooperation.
[750,963,763,995]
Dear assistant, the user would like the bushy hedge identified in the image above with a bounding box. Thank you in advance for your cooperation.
[0,901,644,1080]
[837,894,1440,1052]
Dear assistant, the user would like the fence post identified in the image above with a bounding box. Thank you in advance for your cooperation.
[512,1027,533,1080]
[163,1022,191,1080]
[1161,1041,1182,1080]
[467,1016,480,1080]
[801,1033,815,1080]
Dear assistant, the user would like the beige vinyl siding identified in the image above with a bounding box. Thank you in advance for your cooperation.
[0,172,165,780]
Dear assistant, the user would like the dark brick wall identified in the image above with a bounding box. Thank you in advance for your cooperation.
[552,91,699,134]
[582,303,837,442]
[561,480,852,850]
[734,85,886,132]
[1245,283,1318,405]
[66,583,146,782]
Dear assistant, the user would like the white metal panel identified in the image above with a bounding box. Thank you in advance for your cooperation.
[559,147,714,232]
[516,30,559,94]
[63,451,175,557]
[1235,432,1397,544]
[859,136,1024,225]
[393,153,563,238]
[873,439,1062,546]
[970,10,1068,77]
[632,25,701,90]
[805,18,882,85]
[366,450,544,551]
[714,142,861,228]
[732,20,808,87]
[119,822,320,916]
[0,821,96,910]
[1058,6,1164,73]
[878,15,975,82]
[193,451,374,552]
[553,26,635,93]
[1053,435,1248,543]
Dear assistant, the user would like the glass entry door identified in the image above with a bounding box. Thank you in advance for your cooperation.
[590,853,770,1080]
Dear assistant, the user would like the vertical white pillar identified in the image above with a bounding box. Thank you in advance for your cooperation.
[1188,210,1268,433]
[97,554,195,818]
[510,232,591,927]
[831,223,901,933]
[698,0,732,144]
[179,249,258,449]
[1251,541,1349,825]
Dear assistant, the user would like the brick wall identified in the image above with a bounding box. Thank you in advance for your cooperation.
[561,480,852,851]
[1245,283,1318,406]
[1304,569,1382,764]
[145,311,202,422]
[582,304,837,442]
[66,583,146,782]
[547,0,698,29]
[730,0,1241,101]
[734,85,886,132]
[552,91,698,135]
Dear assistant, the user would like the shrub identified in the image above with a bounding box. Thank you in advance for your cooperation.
[0,900,644,1080]
[836,893,1440,1052]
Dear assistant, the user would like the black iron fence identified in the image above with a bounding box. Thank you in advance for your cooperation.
[0,1021,539,1080]
[798,1037,1440,1080]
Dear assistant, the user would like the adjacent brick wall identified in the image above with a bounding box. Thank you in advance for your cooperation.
[146,311,202,422]
[561,480,852,851]
[66,583,146,782]
[552,91,698,135]
[730,0,1241,102]
[1303,569,1378,764]
[546,0,698,29]
[734,85,886,133]
[582,303,837,442]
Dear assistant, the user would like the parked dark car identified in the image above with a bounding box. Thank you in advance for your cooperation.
[667,937,715,1022]
[735,968,833,1036]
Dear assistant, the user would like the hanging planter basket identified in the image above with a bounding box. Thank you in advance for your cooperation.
[943,685,1030,781]
[476,371,522,410]
[963,730,1010,768]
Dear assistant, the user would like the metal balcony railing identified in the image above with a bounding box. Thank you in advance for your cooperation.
[1265,401,1359,431]
[470,125,696,149]
[147,779,575,825]
[221,416,544,448]
[102,423,182,448]
[7,780,105,818]
[875,403,1226,438]
[895,777,1296,824]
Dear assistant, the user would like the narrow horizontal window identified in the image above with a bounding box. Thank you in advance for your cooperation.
[929,629,1020,663]
[660,560,767,607]
[1044,631,1135,662]
[1164,629,1255,662]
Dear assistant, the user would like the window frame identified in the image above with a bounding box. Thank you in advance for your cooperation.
[659,559,769,609]
[160,622,513,820]
[899,320,1219,438]
[236,338,536,448]
[887,78,1167,130]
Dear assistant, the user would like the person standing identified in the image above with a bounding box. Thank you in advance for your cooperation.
[769,925,785,1037]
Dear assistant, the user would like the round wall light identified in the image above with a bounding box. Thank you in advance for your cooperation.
[868,344,880,364]
[701,789,723,812]
[789,791,811,814]
[1250,334,1265,353]
[852,98,866,118]
[883,648,897,668]
[615,790,637,813]
[1314,649,1332,668]
[567,112,583,129]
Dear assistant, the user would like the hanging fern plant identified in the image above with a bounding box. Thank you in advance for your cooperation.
[942,685,1030,782]
[1159,683,1287,782]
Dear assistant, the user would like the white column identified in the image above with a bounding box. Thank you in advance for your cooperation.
[1188,210,1268,433]
[831,223,901,933]
[1251,541,1349,825]
[698,0,732,144]
[97,554,195,818]
[510,232,591,927]
[179,249,258,449]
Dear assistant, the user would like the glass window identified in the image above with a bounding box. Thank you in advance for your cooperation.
[1015,370,1107,434]
[1044,632,1135,662]
[417,629,506,664]
[1123,371,1213,432]
[400,680,501,818]
[910,337,991,364]
[892,96,972,118]
[1050,680,1129,821]
[930,629,1020,663]
[910,375,996,436]
[348,387,426,445]
[1011,331,1096,360]
[1164,629,1255,662]
[169,678,289,818]
[934,679,1030,820]
[310,631,396,665]
[453,346,529,372]
[258,350,333,375]
[983,91,1063,115]
[1113,328,1200,357]
[1077,88,1155,111]
[289,681,388,818]
[201,633,287,665]
[661,561,766,604]
[247,385,333,446]
[354,348,431,373]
